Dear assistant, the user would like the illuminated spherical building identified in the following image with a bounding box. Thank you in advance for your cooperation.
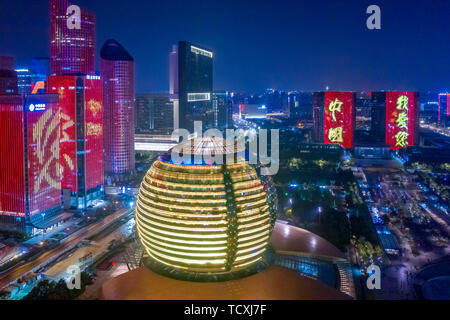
[102,137,356,300]
[135,137,277,280]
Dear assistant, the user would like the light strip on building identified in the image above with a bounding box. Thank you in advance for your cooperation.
[187,92,211,102]
[190,45,213,58]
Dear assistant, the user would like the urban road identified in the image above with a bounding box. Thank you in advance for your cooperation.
[0,207,134,289]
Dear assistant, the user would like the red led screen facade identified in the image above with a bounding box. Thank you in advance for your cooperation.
[386,92,418,150]
[0,97,25,217]
[0,95,62,218]
[26,98,62,216]
[84,78,104,190]
[47,76,78,191]
[323,92,355,149]
[50,0,95,76]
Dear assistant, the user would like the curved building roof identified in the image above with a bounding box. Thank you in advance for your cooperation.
[270,222,346,261]
[101,222,352,300]
[100,39,134,61]
[101,265,351,300]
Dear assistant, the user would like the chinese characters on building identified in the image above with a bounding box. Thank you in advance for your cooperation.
[386,92,417,150]
[324,92,354,149]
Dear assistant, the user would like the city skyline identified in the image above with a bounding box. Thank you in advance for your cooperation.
[2,0,450,93]
[0,0,449,303]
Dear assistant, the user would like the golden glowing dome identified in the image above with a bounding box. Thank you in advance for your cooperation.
[135,138,276,280]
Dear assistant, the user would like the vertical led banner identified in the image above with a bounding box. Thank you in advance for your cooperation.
[26,98,62,216]
[84,77,104,190]
[386,92,417,149]
[47,76,78,191]
[324,92,354,149]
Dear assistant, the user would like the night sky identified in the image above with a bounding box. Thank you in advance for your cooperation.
[1,0,450,93]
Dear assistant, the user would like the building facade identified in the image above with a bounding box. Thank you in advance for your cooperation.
[47,75,104,209]
[385,92,419,149]
[289,92,313,120]
[135,93,174,135]
[313,91,356,149]
[0,56,18,95]
[50,0,95,76]
[0,94,62,233]
[101,39,135,175]
[313,92,325,143]
[212,91,233,130]
[169,41,214,133]
[438,93,450,126]
[15,68,33,95]
[370,91,387,144]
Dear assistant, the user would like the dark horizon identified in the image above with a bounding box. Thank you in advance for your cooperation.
[1,0,450,93]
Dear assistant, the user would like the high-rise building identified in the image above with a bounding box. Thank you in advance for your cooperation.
[135,94,151,134]
[289,92,313,120]
[385,92,419,149]
[313,92,325,143]
[169,41,214,132]
[323,92,355,149]
[0,94,62,233]
[47,75,103,209]
[438,93,450,126]
[13,59,51,96]
[50,0,95,76]
[0,56,15,71]
[31,57,50,85]
[212,91,233,129]
[135,93,174,135]
[370,92,387,144]
[0,56,18,95]
[313,92,356,149]
[100,39,135,175]
[15,68,33,95]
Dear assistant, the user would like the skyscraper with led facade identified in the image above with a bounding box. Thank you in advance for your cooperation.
[313,92,356,149]
[100,39,135,175]
[47,75,104,209]
[385,92,419,149]
[0,94,62,233]
[50,0,95,76]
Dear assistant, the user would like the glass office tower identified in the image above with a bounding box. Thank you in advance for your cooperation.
[170,41,214,133]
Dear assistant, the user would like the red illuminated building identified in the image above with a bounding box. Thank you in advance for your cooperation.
[47,75,104,209]
[100,39,135,175]
[385,92,419,150]
[0,94,62,232]
[323,92,355,149]
[50,0,95,76]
